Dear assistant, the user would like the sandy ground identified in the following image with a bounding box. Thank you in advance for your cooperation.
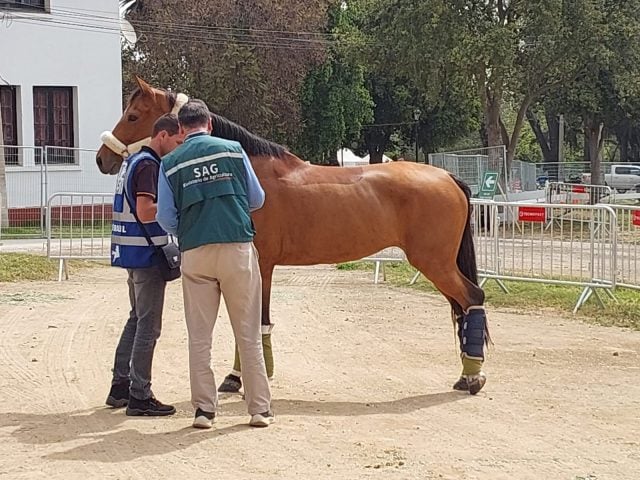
[0,264,638,480]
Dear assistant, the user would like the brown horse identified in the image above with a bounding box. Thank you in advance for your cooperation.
[96,78,489,394]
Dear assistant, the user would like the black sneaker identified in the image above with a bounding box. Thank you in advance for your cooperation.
[106,382,130,408]
[126,396,176,416]
[218,374,242,393]
[193,408,216,429]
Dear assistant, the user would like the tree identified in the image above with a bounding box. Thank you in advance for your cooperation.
[122,0,332,144]
[537,0,640,184]
[360,0,607,172]
[296,2,374,164]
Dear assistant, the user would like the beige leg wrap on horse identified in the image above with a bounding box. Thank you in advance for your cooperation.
[461,355,483,376]
[232,333,274,379]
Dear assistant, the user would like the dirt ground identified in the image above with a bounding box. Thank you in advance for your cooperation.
[0,264,638,480]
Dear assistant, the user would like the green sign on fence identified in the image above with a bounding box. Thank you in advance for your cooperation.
[478,172,499,199]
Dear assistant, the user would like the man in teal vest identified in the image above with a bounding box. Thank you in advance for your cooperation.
[107,114,183,416]
[157,100,273,429]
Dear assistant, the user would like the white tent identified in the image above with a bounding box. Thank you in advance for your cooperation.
[337,148,367,167]
[363,153,392,164]
[337,148,392,167]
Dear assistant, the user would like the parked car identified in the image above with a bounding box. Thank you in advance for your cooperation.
[582,164,640,193]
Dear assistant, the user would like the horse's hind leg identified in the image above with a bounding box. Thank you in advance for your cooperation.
[409,257,487,394]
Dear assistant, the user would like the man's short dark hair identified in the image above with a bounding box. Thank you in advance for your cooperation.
[178,100,211,129]
[152,113,179,137]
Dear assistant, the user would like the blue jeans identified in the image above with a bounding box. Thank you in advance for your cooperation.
[111,266,166,400]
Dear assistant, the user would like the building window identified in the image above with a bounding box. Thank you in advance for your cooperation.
[33,86,76,164]
[0,1,46,12]
[0,85,19,166]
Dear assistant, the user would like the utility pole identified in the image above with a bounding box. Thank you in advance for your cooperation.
[558,114,564,163]
[414,108,421,162]
[0,98,9,230]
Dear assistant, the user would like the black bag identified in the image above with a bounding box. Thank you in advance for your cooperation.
[157,240,181,281]
[124,193,181,282]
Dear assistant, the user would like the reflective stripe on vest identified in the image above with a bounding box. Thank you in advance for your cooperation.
[111,152,168,268]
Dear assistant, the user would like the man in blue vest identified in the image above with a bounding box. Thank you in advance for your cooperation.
[107,114,183,416]
[156,100,273,429]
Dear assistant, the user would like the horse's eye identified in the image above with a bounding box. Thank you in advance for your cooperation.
[127,114,138,122]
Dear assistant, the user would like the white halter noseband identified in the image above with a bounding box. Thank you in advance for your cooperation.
[100,93,189,158]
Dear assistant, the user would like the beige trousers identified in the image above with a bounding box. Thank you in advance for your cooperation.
[182,242,271,415]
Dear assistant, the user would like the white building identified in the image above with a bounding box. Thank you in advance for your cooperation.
[0,0,122,211]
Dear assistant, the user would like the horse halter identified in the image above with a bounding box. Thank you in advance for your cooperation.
[100,93,189,159]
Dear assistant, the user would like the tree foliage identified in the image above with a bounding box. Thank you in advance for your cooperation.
[296,3,373,164]
[122,0,332,144]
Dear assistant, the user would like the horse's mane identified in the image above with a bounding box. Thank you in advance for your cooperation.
[153,89,287,158]
[209,112,287,158]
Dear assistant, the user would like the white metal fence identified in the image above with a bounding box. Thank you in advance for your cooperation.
[546,182,615,205]
[429,146,507,196]
[0,146,45,238]
[472,200,618,312]
[608,204,640,291]
[362,199,639,312]
[427,147,539,195]
[1,145,115,239]
[46,192,113,281]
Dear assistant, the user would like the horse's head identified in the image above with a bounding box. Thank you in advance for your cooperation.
[96,77,185,174]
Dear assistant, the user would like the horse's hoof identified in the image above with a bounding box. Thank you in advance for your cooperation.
[467,373,486,395]
[218,374,242,394]
[452,376,469,391]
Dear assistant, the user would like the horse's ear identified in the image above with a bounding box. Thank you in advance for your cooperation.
[134,76,154,97]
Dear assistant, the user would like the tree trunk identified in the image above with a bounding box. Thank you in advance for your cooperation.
[584,118,604,187]
[527,109,553,163]
[615,119,630,163]
[364,127,390,164]
[505,98,532,172]
[484,93,504,173]
[546,111,560,164]
[0,105,9,228]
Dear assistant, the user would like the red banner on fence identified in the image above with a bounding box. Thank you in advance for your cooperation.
[572,185,587,193]
[518,206,546,223]
[633,210,640,227]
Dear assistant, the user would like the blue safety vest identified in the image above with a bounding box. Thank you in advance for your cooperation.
[111,151,168,268]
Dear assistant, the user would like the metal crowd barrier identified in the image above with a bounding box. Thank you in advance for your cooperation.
[471,200,618,312]
[546,181,614,205]
[608,204,640,291]
[46,192,113,281]
[362,247,407,284]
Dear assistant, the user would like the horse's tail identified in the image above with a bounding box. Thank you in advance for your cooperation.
[450,174,480,288]
[450,174,490,347]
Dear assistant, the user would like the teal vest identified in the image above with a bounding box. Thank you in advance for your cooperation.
[162,133,255,251]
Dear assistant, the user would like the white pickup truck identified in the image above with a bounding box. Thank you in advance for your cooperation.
[582,164,640,192]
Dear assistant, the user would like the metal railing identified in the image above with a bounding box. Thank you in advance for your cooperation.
[1,145,115,239]
[46,192,113,281]
[0,146,46,238]
[608,204,640,291]
[546,182,615,205]
[471,200,618,312]
[363,199,625,312]
[428,146,508,196]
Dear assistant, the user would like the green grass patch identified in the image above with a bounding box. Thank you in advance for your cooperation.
[0,253,102,282]
[337,261,640,330]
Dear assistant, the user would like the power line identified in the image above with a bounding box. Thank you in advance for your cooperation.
[6,10,358,51]
[9,16,339,51]
[3,4,346,39]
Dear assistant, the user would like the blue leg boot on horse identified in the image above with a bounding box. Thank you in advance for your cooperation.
[452,307,489,395]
